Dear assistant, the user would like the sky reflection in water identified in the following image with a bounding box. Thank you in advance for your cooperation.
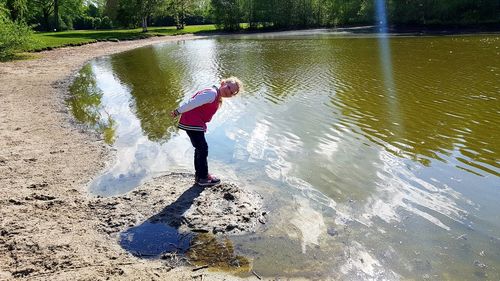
[68,33,500,279]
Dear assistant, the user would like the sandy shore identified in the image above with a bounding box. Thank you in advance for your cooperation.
[0,35,265,281]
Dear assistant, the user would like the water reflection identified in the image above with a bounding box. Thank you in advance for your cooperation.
[68,64,116,144]
[69,33,500,280]
[108,44,184,142]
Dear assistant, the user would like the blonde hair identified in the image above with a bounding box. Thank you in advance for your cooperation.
[222,76,243,94]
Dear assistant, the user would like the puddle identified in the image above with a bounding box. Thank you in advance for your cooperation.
[120,222,192,258]
[120,223,252,274]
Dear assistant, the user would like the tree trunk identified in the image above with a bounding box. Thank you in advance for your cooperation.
[142,16,148,32]
[54,0,59,31]
[43,9,51,31]
[248,0,256,29]
[175,13,180,29]
[174,5,184,29]
[180,2,185,29]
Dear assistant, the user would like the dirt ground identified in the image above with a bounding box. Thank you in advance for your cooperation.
[0,35,265,281]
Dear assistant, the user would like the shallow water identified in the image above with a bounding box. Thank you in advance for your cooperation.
[68,31,500,280]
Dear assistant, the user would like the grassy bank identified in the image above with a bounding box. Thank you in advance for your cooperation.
[29,25,217,52]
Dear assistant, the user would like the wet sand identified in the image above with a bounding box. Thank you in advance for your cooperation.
[0,35,264,280]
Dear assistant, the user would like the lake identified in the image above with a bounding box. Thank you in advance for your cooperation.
[68,31,500,280]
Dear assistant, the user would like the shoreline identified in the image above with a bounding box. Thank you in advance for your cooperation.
[197,24,500,37]
[0,34,263,280]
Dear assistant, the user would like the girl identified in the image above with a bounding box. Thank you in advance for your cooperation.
[171,77,243,186]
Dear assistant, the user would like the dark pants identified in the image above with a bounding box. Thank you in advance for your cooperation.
[185,130,208,179]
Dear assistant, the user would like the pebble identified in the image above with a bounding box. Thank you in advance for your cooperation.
[327,227,338,236]
[473,260,487,269]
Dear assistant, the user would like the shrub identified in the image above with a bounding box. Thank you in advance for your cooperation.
[100,16,113,29]
[73,15,94,29]
[0,6,35,60]
[73,15,113,30]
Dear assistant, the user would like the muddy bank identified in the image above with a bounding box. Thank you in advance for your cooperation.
[0,35,265,280]
[92,173,265,270]
[91,173,265,244]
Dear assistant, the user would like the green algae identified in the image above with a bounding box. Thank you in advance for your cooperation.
[187,233,251,273]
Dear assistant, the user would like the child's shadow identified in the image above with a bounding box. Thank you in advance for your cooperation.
[119,184,205,257]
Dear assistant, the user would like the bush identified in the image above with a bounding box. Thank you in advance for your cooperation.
[73,15,94,29]
[100,16,113,29]
[73,15,113,30]
[0,8,35,60]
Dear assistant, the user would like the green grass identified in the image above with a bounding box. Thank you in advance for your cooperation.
[29,24,217,51]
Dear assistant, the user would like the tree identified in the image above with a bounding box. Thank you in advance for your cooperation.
[140,0,161,31]
[0,3,34,59]
[168,0,187,29]
[163,0,206,29]
[115,0,161,31]
[210,0,241,30]
[243,0,274,28]
[24,0,83,31]
[5,0,27,21]
[104,0,118,21]
[59,0,85,29]
[28,0,54,30]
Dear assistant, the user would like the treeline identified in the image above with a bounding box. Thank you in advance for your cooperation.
[1,0,499,32]
[228,0,500,30]
[0,0,212,31]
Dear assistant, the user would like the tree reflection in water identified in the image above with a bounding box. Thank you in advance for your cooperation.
[68,63,116,144]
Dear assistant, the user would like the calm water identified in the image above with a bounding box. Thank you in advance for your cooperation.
[69,32,500,280]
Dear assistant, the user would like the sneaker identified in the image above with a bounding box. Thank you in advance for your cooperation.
[197,174,221,186]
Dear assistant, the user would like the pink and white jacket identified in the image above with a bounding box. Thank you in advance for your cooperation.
[177,86,221,132]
